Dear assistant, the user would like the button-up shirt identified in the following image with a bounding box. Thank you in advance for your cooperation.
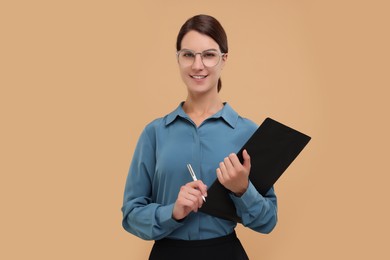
[122,103,277,240]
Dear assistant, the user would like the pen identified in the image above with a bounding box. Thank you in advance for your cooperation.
[186,164,206,202]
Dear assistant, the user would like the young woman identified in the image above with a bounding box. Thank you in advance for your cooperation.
[122,14,278,260]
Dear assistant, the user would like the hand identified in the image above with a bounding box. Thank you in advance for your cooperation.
[216,149,251,197]
[172,180,207,221]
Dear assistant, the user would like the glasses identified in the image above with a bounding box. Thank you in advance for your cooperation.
[176,49,225,67]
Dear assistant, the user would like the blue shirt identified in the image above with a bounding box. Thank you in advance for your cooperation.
[122,103,277,240]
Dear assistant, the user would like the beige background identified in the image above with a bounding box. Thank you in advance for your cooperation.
[1,0,389,259]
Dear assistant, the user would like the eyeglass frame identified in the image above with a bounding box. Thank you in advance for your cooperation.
[176,49,226,68]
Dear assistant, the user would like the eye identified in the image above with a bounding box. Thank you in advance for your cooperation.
[202,51,217,58]
[181,51,195,58]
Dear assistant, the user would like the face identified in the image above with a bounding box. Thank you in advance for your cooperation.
[178,30,227,95]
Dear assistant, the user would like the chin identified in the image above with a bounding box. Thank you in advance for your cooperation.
[190,87,217,95]
[187,81,218,93]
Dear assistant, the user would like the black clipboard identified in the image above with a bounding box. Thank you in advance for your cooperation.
[199,117,311,222]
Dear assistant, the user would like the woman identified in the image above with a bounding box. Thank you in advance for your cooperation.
[122,14,277,260]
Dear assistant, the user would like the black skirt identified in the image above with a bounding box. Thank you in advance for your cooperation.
[149,231,249,260]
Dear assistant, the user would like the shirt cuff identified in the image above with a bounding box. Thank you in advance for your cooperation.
[157,203,185,228]
[230,181,263,209]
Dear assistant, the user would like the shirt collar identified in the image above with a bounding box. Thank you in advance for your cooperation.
[165,102,239,128]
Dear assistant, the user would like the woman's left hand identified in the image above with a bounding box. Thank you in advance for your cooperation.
[216,149,251,197]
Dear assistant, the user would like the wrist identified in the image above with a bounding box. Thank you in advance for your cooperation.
[232,190,245,197]
[232,181,249,197]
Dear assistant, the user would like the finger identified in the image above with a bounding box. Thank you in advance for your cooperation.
[187,181,208,198]
[189,188,205,206]
[223,156,234,174]
[219,161,229,178]
[180,186,197,201]
[216,167,224,183]
[196,180,208,198]
[175,186,204,217]
[184,185,206,206]
[199,184,208,198]
[181,192,200,210]
[219,161,227,176]
[242,149,251,170]
[228,153,242,168]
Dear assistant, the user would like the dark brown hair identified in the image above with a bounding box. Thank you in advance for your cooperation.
[176,14,228,92]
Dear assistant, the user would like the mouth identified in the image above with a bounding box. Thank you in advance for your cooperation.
[190,75,208,79]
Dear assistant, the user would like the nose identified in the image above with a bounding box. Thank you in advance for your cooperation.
[191,53,205,70]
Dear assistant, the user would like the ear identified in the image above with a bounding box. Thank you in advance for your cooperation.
[222,53,228,62]
[221,53,228,69]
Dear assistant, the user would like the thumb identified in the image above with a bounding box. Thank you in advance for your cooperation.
[242,149,251,170]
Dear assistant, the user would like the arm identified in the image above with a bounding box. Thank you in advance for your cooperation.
[121,129,183,240]
[121,128,208,240]
[216,150,278,233]
[230,183,277,233]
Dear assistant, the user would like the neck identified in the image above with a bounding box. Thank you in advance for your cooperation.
[183,94,224,116]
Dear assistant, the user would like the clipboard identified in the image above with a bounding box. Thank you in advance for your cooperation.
[199,117,311,222]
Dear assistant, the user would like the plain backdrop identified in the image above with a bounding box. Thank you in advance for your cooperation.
[1,0,389,259]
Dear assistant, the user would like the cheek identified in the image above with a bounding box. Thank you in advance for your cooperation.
[209,67,223,78]
[178,66,187,77]
[179,64,191,73]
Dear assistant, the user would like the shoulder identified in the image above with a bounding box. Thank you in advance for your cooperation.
[135,117,167,149]
[142,116,167,139]
[226,103,258,131]
[144,117,165,130]
[144,103,183,131]
[236,116,258,137]
[142,106,179,137]
[237,116,258,129]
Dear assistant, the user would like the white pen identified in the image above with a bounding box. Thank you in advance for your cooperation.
[186,164,206,202]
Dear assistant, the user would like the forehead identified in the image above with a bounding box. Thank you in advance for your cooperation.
[180,30,219,51]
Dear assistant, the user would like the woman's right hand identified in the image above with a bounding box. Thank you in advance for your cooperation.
[172,180,207,221]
